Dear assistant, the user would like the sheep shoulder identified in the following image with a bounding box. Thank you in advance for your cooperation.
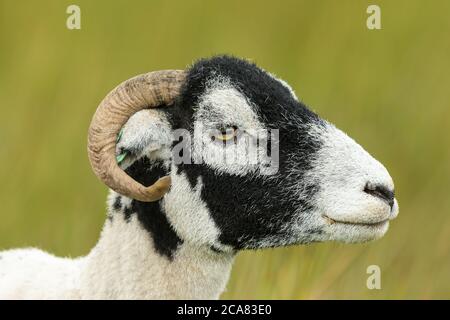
[0,248,83,299]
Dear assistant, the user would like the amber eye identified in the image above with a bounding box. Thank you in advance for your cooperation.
[211,126,239,144]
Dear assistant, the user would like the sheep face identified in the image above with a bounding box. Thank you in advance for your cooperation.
[116,56,398,254]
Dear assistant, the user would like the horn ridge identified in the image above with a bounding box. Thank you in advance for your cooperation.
[87,70,186,202]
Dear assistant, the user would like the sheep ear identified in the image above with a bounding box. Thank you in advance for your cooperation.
[115,109,173,169]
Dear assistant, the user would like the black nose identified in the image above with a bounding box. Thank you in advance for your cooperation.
[364,183,395,208]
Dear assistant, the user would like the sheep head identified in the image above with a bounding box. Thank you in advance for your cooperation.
[88,56,399,252]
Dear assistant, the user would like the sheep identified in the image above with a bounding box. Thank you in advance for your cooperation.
[0,56,399,299]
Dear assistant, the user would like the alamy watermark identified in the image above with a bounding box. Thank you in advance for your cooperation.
[366,5,381,30]
[66,5,81,30]
[170,123,280,175]
[366,265,381,290]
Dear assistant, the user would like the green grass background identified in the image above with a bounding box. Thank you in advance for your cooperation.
[0,0,449,299]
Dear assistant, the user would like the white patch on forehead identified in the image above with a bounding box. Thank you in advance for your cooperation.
[195,77,262,129]
[191,77,278,176]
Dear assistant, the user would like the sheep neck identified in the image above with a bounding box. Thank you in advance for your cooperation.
[80,210,234,299]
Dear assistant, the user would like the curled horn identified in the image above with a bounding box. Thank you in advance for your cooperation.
[87,70,186,202]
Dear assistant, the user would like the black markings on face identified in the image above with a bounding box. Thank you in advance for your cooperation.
[108,197,123,222]
[113,197,122,211]
[123,205,133,223]
[169,56,325,249]
[111,56,326,254]
[109,157,183,260]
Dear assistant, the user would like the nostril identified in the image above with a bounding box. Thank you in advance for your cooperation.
[364,183,395,208]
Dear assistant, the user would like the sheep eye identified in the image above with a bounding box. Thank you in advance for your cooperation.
[211,126,239,144]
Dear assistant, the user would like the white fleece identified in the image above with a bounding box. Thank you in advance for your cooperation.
[0,212,234,300]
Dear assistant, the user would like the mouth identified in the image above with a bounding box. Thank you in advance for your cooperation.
[323,215,389,228]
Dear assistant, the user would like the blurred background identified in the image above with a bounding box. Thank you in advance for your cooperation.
[0,0,449,299]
